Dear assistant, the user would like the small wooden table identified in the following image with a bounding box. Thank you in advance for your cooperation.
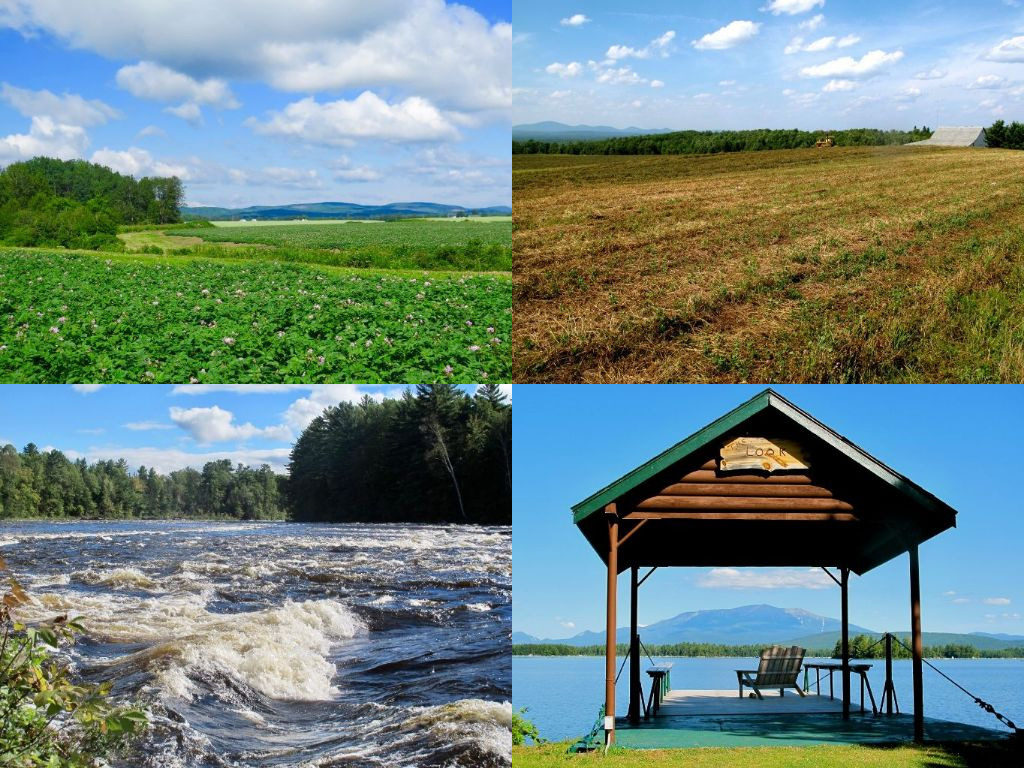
[644,665,673,718]
[803,662,878,714]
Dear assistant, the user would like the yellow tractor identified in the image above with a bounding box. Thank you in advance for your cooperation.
[815,134,835,148]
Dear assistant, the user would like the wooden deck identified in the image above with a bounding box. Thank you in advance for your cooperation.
[611,688,1011,749]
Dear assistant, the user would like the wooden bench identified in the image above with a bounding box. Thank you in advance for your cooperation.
[736,645,807,699]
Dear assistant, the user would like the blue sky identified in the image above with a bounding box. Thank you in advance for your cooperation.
[0,1,511,208]
[513,385,1024,640]
[0,384,507,474]
[513,0,1024,130]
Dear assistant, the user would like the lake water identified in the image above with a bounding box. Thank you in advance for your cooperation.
[1,520,512,767]
[513,655,1024,742]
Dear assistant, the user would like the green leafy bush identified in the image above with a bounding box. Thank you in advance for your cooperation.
[511,708,544,746]
[0,558,147,766]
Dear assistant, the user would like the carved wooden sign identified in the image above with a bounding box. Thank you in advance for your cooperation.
[720,437,809,473]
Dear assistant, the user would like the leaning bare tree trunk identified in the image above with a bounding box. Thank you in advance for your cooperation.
[427,417,467,521]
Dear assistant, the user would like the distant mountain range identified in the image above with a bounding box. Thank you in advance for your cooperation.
[182,201,512,221]
[513,604,1024,650]
[512,121,673,142]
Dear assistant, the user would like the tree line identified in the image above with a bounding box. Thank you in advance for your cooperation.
[0,157,182,250]
[513,637,1024,659]
[512,127,933,156]
[0,385,511,524]
[831,633,1024,660]
[0,445,285,520]
[288,383,511,524]
[985,120,1024,150]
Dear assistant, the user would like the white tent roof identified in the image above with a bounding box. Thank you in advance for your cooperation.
[907,126,987,147]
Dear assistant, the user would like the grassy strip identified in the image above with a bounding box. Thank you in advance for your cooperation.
[166,219,513,270]
[513,741,1023,767]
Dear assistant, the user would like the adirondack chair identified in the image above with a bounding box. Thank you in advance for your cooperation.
[736,645,807,699]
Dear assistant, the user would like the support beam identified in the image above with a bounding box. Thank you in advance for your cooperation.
[635,495,854,512]
[909,544,924,742]
[841,567,850,720]
[604,505,618,746]
[623,510,858,522]
[628,565,640,725]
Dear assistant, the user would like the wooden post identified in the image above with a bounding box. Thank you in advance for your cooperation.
[884,633,894,715]
[628,565,640,725]
[841,567,850,720]
[604,505,618,746]
[909,545,924,742]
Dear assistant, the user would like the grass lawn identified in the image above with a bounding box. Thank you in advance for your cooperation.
[513,146,1024,383]
[513,741,1024,767]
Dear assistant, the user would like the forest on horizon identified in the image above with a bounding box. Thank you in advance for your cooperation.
[0,384,510,524]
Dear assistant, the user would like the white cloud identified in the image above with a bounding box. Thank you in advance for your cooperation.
[230,166,324,190]
[823,78,856,92]
[164,101,202,124]
[986,36,1024,62]
[0,83,119,126]
[169,405,292,444]
[332,156,383,182]
[595,67,646,86]
[137,124,166,138]
[984,597,1012,605]
[804,36,835,52]
[785,34,864,55]
[247,92,460,145]
[0,116,89,164]
[116,61,239,112]
[764,0,825,14]
[71,384,105,394]
[545,61,582,78]
[608,30,675,60]
[650,79,665,88]
[558,619,576,629]
[800,49,904,78]
[693,21,760,51]
[967,75,1006,89]
[166,384,411,435]
[123,421,174,431]
[281,385,407,431]
[799,13,824,30]
[698,567,835,589]
[90,147,190,179]
[914,68,946,80]
[953,597,971,604]
[0,1,510,113]
[560,14,589,27]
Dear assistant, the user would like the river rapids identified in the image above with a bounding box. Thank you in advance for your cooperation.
[0,520,511,767]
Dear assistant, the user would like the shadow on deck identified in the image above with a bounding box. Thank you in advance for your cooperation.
[613,689,1011,749]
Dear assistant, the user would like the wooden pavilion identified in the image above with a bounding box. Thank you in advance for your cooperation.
[572,389,961,747]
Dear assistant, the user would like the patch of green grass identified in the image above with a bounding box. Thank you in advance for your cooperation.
[513,741,1023,768]
[0,248,510,383]
[168,218,512,270]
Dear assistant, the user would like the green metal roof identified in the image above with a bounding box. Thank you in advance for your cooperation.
[571,388,957,525]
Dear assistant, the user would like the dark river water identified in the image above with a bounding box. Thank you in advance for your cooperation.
[1,520,512,767]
